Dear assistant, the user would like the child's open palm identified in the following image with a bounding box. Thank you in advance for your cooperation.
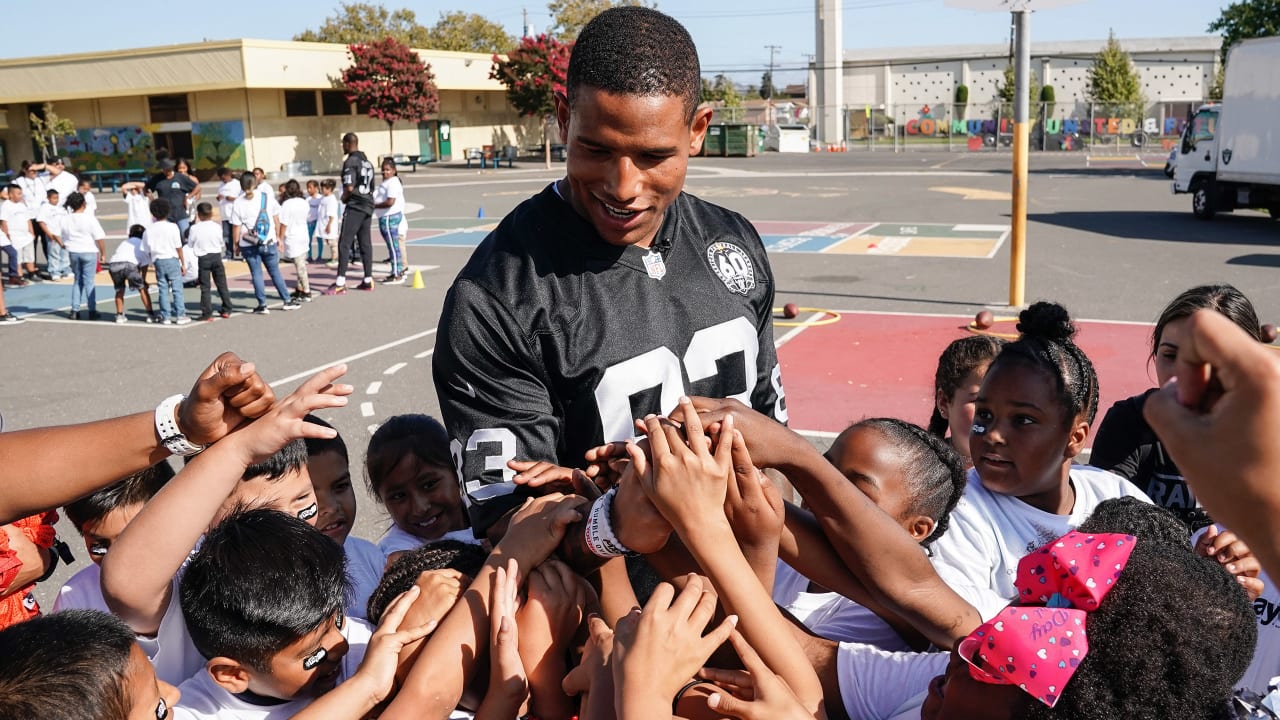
[226,364,351,468]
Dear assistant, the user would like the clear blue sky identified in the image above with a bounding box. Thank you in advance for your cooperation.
[5,0,1227,86]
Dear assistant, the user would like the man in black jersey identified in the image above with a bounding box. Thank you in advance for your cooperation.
[324,132,376,294]
[434,7,787,560]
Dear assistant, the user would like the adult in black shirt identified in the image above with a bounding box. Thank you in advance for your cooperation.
[434,7,786,557]
[324,132,375,294]
[145,159,198,237]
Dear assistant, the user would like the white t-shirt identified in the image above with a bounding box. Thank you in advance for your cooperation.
[83,190,97,217]
[837,642,947,720]
[188,220,225,258]
[53,563,111,613]
[316,195,340,240]
[307,195,321,223]
[125,192,153,230]
[929,465,1151,618]
[230,192,279,248]
[143,221,183,261]
[109,236,151,266]
[61,213,106,254]
[257,182,275,202]
[216,180,241,222]
[345,536,386,621]
[36,202,66,235]
[773,561,909,650]
[137,573,208,686]
[278,197,311,259]
[373,176,404,219]
[47,170,78,204]
[172,616,372,720]
[16,175,45,210]
[377,525,481,556]
[0,200,34,248]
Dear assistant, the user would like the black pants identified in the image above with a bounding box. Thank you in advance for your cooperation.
[336,206,372,282]
[197,254,233,317]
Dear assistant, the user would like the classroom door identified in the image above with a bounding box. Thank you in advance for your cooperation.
[417,121,436,163]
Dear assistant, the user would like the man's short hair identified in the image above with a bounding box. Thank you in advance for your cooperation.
[65,462,175,531]
[566,6,702,122]
[342,132,358,145]
[0,610,137,720]
[180,509,347,671]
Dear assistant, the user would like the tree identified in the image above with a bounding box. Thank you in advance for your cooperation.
[296,3,430,46]
[995,64,1040,111]
[28,103,75,161]
[1086,32,1145,118]
[491,33,573,167]
[548,0,654,40]
[1208,0,1280,62]
[425,11,514,53]
[341,37,439,153]
[760,71,777,100]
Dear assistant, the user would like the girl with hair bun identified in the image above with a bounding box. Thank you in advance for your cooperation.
[927,301,1151,618]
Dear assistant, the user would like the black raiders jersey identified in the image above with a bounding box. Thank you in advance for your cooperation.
[341,151,375,212]
[433,183,787,533]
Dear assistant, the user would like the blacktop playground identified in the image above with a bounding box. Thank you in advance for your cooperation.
[7,148,1279,603]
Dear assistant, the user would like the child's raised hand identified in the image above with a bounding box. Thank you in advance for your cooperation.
[353,585,439,705]
[225,364,350,468]
[516,558,589,717]
[698,630,813,720]
[636,399,735,535]
[562,614,615,698]
[583,440,632,490]
[1197,525,1265,600]
[611,575,738,707]
[684,396,806,471]
[478,559,529,718]
[509,459,602,500]
[612,440,674,555]
[403,568,467,629]
[179,351,277,444]
[497,493,589,566]
[722,430,784,554]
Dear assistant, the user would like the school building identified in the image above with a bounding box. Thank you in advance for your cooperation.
[0,39,538,177]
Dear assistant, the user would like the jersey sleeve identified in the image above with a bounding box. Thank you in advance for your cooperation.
[745,220,788,425]
[433,278,561,535]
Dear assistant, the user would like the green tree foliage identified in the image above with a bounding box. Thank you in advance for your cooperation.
[711,74,742,107]
[425,11,514,53]
[995,64,1040,109]
[341,37,439,152]
[1086,32,1145,117]
[548,0,654,40]
[490,34,573,165]
[28,103,75,161]
[1208,0,1280,61]
[759,71,777,100]
[296,3,431,46]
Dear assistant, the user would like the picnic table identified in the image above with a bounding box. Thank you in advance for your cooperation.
[80,169,148,193]
[380,154,425,172]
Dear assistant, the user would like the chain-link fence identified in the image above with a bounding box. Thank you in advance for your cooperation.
[804,100,1204,153]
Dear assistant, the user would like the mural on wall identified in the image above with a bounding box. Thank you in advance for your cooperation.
[62,121,246,171]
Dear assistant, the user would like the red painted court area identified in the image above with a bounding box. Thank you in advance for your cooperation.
[776,311,1157,446]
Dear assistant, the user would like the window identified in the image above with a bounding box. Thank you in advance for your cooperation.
[322,91,353,116]
[285,91,318,117]
[149,94,190,123]
[1191,110,1217,143]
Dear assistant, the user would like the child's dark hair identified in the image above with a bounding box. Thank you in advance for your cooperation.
[180,508,347,671]
[366,540,487,623]
[239,171,256,191]
[243,438,308,482]
[1020,500,1254,720]
[217,166,231,178]
[853,418,966,546]
[365,414,453,499]
[303,414,348,464]
[0,610,138,720]
[46,188,58,199]
[994,301,1100,425]
[567,6,702,122]
[148,197,170,220]
[321,178,337,191]
[128,224,146,239]
[65,462,175,531]
[928,335,1006,437]
[195,201,213,219]
[5,183,19,193]
[1152,283,1262,357]
[283,178,304,199]
[65,192,85,212]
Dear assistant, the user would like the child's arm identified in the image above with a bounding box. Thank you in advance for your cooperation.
[697,630,815,720]
[473,559,530,720]
[562,615,617,720]
[102,364,351,634]
[380,494,587,720]
[515,558,586,719]
[0,353,273,525]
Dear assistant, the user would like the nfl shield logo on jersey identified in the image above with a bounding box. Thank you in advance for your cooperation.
[707,241,756,295]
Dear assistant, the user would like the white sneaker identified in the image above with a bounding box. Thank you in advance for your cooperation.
[115,315,128,324]
[175,316,192,325]
[281,300,301,311]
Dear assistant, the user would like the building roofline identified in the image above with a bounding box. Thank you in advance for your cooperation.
[842,35,1222,65]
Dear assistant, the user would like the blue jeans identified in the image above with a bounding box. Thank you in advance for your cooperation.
[154,257,185,319]
[378,213,404,275]
[175,216,191,240]
[46,239,69,277]
[241,242,290,307]
[69,252,98,313]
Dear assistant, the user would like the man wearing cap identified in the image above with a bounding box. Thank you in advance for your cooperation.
[145,159,198,238]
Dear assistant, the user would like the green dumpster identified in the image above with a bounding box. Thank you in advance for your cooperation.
[723,124,758,157]
[702,125,726,156]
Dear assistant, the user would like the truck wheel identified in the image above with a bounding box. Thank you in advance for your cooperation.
[1192,181,1217,220]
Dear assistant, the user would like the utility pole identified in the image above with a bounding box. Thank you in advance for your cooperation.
[764,44,781,126]
[522,7,530,38]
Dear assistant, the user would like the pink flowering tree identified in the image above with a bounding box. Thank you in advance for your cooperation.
[341,37,439,154]
[490,34,573,167]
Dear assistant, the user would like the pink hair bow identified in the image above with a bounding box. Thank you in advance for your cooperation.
[958,530,1136,708]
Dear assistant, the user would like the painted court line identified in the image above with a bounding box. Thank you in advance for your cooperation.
[268,328,438,388]
[360,402,375,418]
[414,349,435,360]
[366,381,382,395]
[774,312,826,348]
[384,362,407,376]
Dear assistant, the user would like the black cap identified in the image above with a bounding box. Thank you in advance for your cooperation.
[159,159,176,170]
[49,156,68,166]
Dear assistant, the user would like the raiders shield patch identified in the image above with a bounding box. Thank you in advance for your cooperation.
[707,241,756,295]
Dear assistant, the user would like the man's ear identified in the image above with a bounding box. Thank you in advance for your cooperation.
[555,91,571,145]
[207,657,252,694]
[688,106,714,155]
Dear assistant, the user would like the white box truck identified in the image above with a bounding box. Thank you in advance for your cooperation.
[1173,36,1280,220]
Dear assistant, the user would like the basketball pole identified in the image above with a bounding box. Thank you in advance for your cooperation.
[1009,8,1030,308]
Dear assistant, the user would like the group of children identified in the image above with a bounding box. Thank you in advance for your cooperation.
[0,286,1275,720]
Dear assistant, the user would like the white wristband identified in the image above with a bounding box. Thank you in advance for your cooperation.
[154,394,206,457]
[584,487,633,558]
